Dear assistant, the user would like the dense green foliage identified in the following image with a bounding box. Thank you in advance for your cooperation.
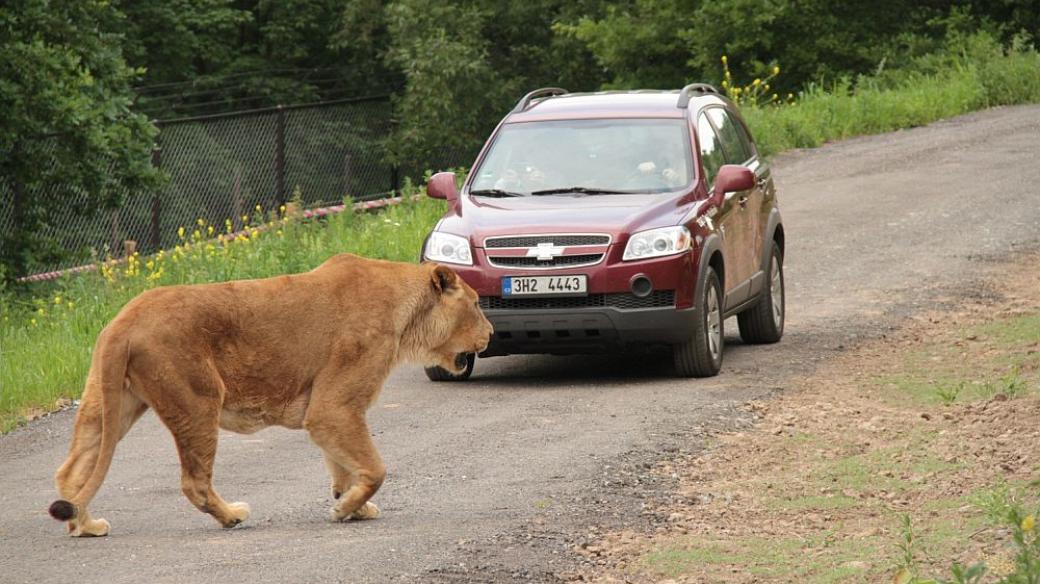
[1,0,1037,281]
[0,0,160,281]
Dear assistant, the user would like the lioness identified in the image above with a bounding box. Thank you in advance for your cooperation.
[48,254,492,536]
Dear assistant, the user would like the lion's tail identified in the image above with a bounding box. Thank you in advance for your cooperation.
[48,333,129,522]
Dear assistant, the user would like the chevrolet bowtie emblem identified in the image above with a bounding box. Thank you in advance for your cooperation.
[527,242,566,261]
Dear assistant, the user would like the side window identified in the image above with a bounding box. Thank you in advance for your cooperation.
[706,108,752,164]
[696,114,726,189]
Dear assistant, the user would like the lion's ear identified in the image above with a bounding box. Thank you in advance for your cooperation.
[430,264,458,294]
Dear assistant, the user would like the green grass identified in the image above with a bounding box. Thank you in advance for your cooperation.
[0,194,447,431]
[874,310,1039,407]
[742,33,1040,157]
[644,536,879,582]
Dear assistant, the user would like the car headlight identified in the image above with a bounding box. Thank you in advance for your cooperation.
[424,231,473,265]
[622,226,692,261]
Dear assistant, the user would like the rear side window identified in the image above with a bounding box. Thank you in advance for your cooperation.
[696,114,726,189]
[706,108,754,164]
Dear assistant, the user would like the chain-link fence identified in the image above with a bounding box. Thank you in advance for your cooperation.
[3,96,478,276]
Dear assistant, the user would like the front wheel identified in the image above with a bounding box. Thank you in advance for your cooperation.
[673,267,723,378]
[737,242,785,344]
[424,353,475,382]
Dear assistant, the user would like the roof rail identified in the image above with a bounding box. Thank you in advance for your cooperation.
[512,87,569,113]
[676,83,721,108]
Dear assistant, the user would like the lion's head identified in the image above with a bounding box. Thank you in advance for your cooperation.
[415,264,493,374]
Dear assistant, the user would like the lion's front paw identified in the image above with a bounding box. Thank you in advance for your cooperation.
[351,502,380,520]
[222,502,251,528]
[69,517,110,537]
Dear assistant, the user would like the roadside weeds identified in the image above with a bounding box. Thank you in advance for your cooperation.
[567,256,1040,583]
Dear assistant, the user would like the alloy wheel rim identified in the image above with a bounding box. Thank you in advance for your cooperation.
[707,284,721,359]
[770,256,783,328]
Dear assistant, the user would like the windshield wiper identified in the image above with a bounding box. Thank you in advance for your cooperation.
[469,188,525,198]
[530,186,631,196]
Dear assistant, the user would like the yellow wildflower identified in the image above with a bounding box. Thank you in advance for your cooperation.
[37,307,45,315]
[772,65,780,75]
[1023,515,1036,532]
[753,78,761,86]
[177,226,185,240]
[53,296,63,305]
[279,205,287,214]
[30,318,37,326]
[255,204,262,212]
[207,225,215,236]
[721,55,727,64]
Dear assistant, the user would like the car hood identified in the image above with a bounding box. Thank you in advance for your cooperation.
[437,192,697,246]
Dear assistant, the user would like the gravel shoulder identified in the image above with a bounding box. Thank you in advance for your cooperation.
[574,254,1040,583]
[1,105,1039,583]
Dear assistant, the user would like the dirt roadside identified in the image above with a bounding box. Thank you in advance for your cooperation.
[571,254,1040,583]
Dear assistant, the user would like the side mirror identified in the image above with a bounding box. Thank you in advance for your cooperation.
[427,171,458,202]
[712,165,755,206]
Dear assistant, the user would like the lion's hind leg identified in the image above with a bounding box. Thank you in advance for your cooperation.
[147,364,249,529]
[52,374,147,537]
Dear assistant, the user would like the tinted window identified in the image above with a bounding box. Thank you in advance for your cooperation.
[697,114,726,189]
[470,119,693,195]
[706,108,752,164]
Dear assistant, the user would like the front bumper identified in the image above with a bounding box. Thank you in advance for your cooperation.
[479,299,698,356]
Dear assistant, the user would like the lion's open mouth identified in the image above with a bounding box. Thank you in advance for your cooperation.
[454,353,468,370]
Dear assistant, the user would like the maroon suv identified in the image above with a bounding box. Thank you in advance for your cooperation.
[422,85,785,379]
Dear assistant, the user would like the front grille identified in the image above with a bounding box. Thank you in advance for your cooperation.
[488,253,603,269]
[485,234,610,248]
[481,290,675,310]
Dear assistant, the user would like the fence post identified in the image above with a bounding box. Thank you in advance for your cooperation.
[391,165,399,195]
[110,210,120,258]
[275,105,287,208]
[342,153,352,199]
[232,166,244,231]
[150,145,162,251]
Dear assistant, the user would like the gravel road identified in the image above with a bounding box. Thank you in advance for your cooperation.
[2,105,1039,583]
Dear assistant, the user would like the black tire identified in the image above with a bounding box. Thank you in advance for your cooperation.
[424,353,475,382]
[737,241,785,344]
[673,267,724,378]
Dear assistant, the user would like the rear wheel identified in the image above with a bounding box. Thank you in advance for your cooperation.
[673,267,723,378]
[737,242,785,344]
[424,353,475,382]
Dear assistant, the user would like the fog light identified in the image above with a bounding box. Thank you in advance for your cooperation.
[630,275,653,298]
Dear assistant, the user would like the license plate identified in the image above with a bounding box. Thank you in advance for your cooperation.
[502,275,588,297]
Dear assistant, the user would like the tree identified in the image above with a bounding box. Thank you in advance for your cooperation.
[0,0,160,282]
[382,0,505,171]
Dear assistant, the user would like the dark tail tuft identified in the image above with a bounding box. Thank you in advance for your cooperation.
[49,499,76,521]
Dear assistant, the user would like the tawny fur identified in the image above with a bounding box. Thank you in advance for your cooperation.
[49,254,492,536]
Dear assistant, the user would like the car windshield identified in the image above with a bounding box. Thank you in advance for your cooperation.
[469,118,693,196]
